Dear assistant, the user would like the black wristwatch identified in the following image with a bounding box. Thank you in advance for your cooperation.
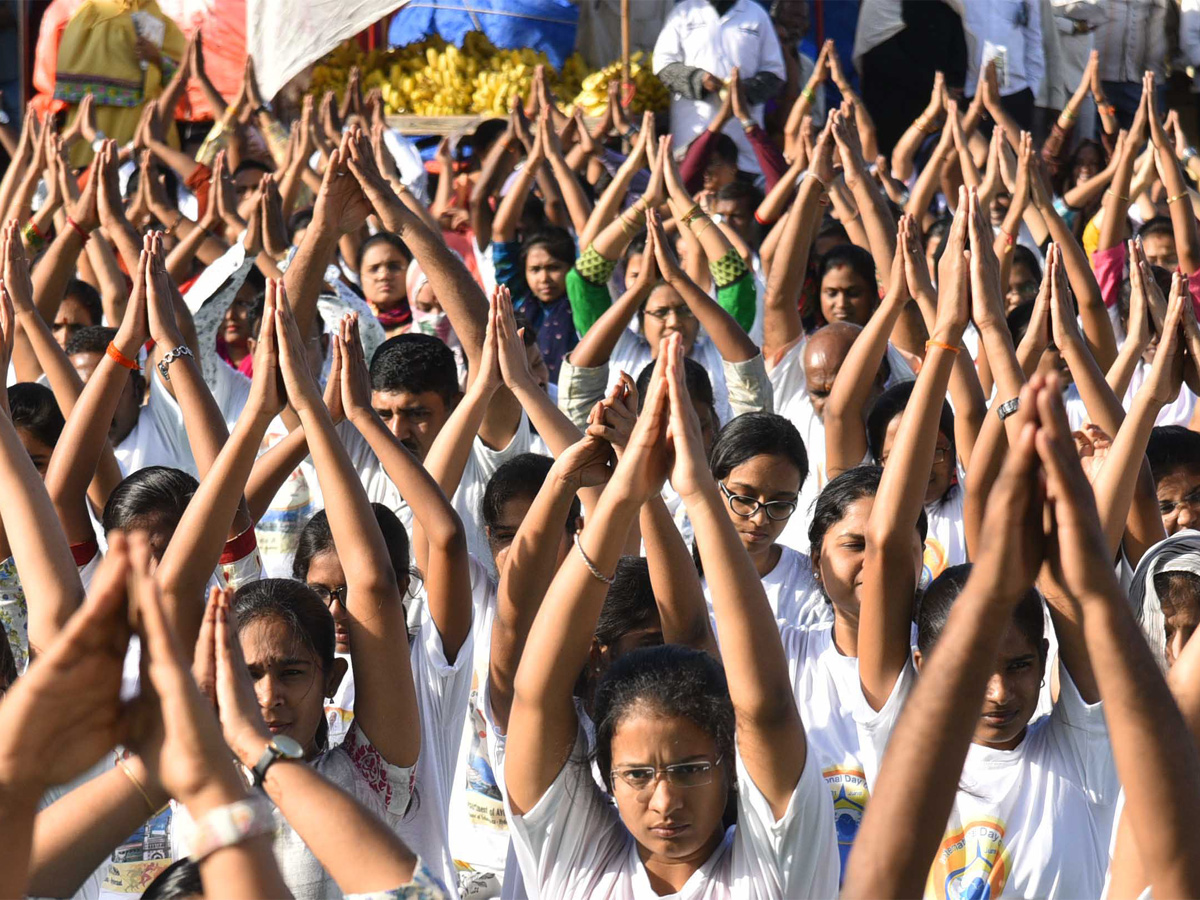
[251,735,304,788]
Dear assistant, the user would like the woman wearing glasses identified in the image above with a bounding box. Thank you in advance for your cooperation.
[505,339,838,899]
[703,412,828,628]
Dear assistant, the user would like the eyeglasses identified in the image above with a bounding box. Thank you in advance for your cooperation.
[644,305,695,321]
[879,445,949,468]
[310,584,348,607]
[1160,486,1200,516]
[719,482,797,521]
[611,757,723,794]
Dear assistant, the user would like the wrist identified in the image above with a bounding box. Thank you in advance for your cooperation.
[931,324,966,346]
[232,731,272,769]
[180,773,249,818]
[112,329,144,361]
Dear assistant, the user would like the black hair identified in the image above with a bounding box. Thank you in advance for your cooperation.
[1009,245,1042,284]
[233,578,336,751]
[141,858,202,900]
[1138,216,1175,242]
[293,503,411,589]
[64,324,117,356]
[1116,263,1171,326]
[481,452,581,535]
[865,381,956,469]
[102,467,199,537]
[709,412,808,490]
[472,118,509,158]
[709,132,739,169]
[63,278,103,326]
[809,465,928,554]
[288,207,314,241]
[0,622,15,693]
[916,563,1045,659]
[715,180,763,212]
[359,231,412,271]
[1147,425,1200,482]
[593,644,734,792]
[817,243,877,292]
[369,332,461,402]
[925,215,953,270]
[1005,300,1037,348]
[1155,571,1200,620]
[8,382,65,448]
[231,158,273,180]
[635,357,715,414]
[520,226,576,268]
[816,218,850,246]
[594,557,661,649]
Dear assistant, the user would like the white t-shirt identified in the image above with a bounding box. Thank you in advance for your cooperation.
[114,368,199,476]
[610,329,736,426]
[325,612,475,897]
[507,725,839,899]
[924,482,968,586]
[652,0,786,174]
[447,559,510,889]
[703,545,829,629]
[924,670,1118,900]
[1123,359,1198,427]
[779,620,915,881]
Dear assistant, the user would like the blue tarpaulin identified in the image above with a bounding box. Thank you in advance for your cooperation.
[388,0,579,70]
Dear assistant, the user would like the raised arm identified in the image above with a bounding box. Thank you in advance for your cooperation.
[275,285,420,768]
[565,236,657,369]
[1041,378,1200,899]
[761,123,834,360]
[858,208,968,712]
[824,237,911,478]
[1098,82,1149,254]
[1148,72,1200,276]
[892,72,945,183]
[832,106,895,285]
[542,108,592,237]
[648,209,757,362]
[842,385,1045,899]
[336,313,472,662]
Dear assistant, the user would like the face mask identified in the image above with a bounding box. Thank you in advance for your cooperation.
[412,306,451,342]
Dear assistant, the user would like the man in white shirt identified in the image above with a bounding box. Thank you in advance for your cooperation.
[1095,0,1168,127]
[653,0,786,173]
[963,0,1045,132]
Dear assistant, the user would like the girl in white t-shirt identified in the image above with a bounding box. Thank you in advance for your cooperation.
[504,338,838,900]
[702,411,826,627]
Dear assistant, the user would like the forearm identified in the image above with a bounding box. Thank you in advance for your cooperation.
[261,760,417,893]
[756,159,802,225]
[1092,390,1166,559]
[0,795,40,897]
[565,291,641,369]
[580,158,640,249]
[1106,340,1143,399]
[31,228,86,321]
[547,153,592,237]
[246,424,310,524]
[842,582,1016,899]
[282,224,337,341]
[670,272,757,362]
[762,177,821,356]
[641,496,714,652]
[147,137,200,182]
[1098,150,1137,252]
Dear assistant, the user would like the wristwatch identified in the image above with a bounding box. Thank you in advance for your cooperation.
[997,397,1020,420]
[251,735,304,787]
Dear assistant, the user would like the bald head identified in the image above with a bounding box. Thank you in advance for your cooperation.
[804,323,862,420]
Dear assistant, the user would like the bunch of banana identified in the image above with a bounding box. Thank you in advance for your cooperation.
[570,52,670,116]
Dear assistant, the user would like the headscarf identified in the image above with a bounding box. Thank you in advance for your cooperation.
[1128,529,1200,671]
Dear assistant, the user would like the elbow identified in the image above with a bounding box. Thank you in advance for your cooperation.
[430,514,468,558]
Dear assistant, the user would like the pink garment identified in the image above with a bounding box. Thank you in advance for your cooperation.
[1092,243,1200,320]
[216,337,254,377]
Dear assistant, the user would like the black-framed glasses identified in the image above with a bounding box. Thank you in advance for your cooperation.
[309,584,348,608]
[719,482,797,521]
[611,757,723,794]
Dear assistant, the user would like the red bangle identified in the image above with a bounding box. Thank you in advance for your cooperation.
[1001,229,1016,246]
[106,341,140,371]
[66,216,90,244]
[925,339,962,355]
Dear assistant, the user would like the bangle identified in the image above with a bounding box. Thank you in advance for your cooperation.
[618,214,638,236]
[691,216,714,238]
[997,397,1020,420]
[925,339,961,355]
[1104,188,1130,202]
[167,212,185,233]
[574,533,614,584]
[115,754,163,817]
[65,215,90,244]
[106,341,140,371]
[21,221,46,252]
[1168,191,1190,205]
[680,202,703,226]
[1000,228,1016,246]
[738,116,756,131]
[806,169,828,190]
[1103,104,1116,117]
[157,344,194,382]
[1060,107,1078,122]
[801,85,816,102]
[189,798,275,862]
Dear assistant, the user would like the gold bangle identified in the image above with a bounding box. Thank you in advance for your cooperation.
[681,202,703,226]
[1168,191,1190,205]
[685,211,711,231]
[115,754,164,817]
[691,217,714,238]
[1105,188,1130,202]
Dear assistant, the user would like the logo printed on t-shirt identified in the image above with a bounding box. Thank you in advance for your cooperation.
[926,816,1011,900]
[822,765,869,880]
[923,535,949,587]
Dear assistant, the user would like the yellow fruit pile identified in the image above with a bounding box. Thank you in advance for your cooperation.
[571,52,670,117]
[309,36,669,119]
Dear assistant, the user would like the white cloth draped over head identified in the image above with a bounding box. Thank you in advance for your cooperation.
[1128,529,1200,670]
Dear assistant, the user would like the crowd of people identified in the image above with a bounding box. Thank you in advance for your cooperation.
[2,0,1200,898]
